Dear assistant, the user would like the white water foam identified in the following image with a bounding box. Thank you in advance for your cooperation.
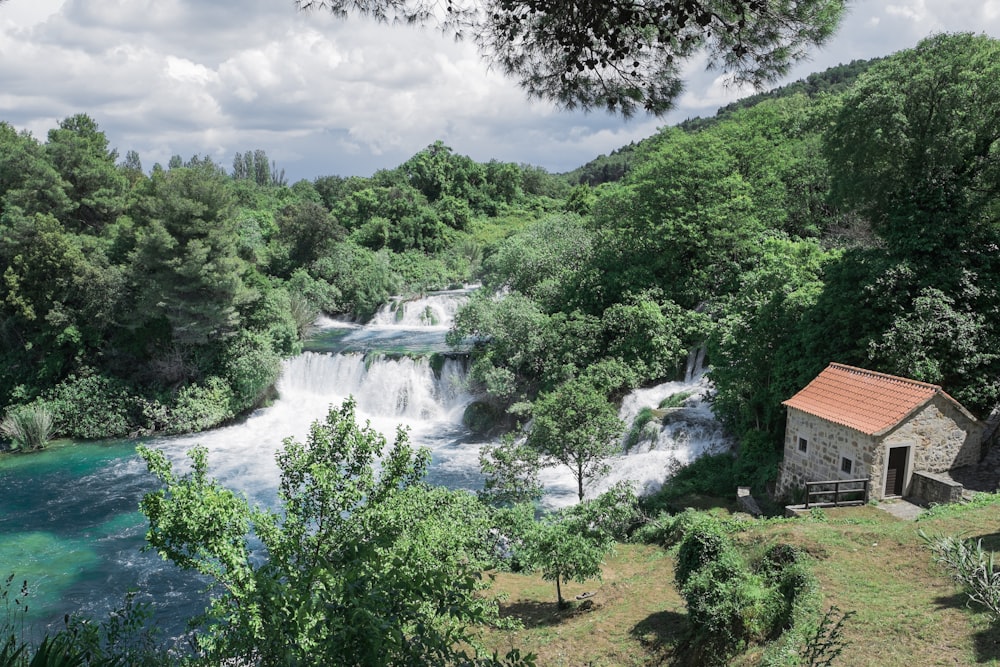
[368,289,472,328]
[150,352,474,504]
[538,368,731,508]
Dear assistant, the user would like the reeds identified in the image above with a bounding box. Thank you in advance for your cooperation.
[0,404,55,451]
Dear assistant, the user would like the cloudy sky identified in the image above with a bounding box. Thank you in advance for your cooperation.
[1,0,998,182]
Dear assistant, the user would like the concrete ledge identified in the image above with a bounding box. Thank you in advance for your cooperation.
[911,470,964,506]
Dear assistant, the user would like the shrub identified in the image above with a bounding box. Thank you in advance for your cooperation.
[167,378,235,433]
[734,429,782,496]
[921,530,1000,620]
[42,373,133,439]
[673,514,822,665]
[674,513,732,588]
[221,331,282,414]
[639,452,736,515]
[1,404,55,450]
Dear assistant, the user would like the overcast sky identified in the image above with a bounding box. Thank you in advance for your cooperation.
[1,0,998,182]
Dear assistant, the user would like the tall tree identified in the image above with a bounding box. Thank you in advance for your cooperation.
[821,33,1000,413]
[130,162,247,350]
[824,33,1000,263]
[526,377,624,500]
[590,129,762,310]
[298,0,846,116]
[44,114,127,231]
[0,122,72,220]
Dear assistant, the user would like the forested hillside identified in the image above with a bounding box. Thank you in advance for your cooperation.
[455,32,1000,499]
[3,33,999,499]
[0,129,565,444]
[561,56,880,188]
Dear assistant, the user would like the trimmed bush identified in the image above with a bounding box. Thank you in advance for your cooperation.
[673,515,822,665]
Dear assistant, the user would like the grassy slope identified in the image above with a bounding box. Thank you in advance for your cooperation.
[481,499,1000,666]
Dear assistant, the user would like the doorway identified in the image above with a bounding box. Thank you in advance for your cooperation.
[885,446,909,497]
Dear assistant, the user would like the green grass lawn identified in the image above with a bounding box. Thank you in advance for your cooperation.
[481,496,1000,666]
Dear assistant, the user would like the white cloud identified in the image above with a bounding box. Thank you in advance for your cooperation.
[0,0,998,180]
[886,2,930,23]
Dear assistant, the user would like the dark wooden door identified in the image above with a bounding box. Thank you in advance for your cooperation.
[885,447,908,496]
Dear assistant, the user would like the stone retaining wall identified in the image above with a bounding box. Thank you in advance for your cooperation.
[910,470,964,505]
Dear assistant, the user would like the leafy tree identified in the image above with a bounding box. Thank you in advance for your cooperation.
[0,211,121,399]
[526,377,624,501]
[311,241,399,320]
[590,129,762,310]
[448,291,603,403]
[818,33,1000,414]
[481,213,593,312]
[600,292,704,382]
[297,0,845,116]
[129,162,247,348]
[139,398,527,666]
[270,200,347,276]
[825,33,1000,263]
[0,122,72,220]
[709,94,836,237]
[707,235,831,441]
[398,140,485,204]
[44,114,127,232]
[522,484,636,608]
[479,433,543,506]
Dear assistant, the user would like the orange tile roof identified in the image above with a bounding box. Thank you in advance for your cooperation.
[782,363,968,436]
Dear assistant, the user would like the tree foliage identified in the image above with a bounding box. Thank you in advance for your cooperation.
[297,0,845,116]
[140,398,526,666]
[522,484,635,607]
[526,377,624,501]
[825,32,1000,262]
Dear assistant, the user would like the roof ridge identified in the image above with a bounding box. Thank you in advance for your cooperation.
[828,362,942,393]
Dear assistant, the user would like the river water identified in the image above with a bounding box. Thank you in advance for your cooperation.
[0,289,728,636]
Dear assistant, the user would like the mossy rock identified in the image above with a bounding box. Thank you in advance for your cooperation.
[462,401,502,435]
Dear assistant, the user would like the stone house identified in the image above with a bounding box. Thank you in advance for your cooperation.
[777,363,983,503]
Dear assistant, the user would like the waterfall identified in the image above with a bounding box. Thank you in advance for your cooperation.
[280,352,471,423]
[147,352,475,505]
[684,344,707,383]
[539,370,731,507]
[1,283,735,631]
[368,289,471,328]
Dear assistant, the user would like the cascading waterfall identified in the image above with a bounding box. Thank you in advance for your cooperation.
[0,290,731,632]
[539,348,731,506]
[368,289,472,328]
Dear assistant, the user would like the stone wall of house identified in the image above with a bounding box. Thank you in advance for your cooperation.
[880,396,982,473]
[777,408,876,499]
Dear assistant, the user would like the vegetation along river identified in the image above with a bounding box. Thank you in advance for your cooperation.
[0,289,726,637]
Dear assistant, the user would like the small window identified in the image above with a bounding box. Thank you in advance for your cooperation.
[798,437,808,453]
[840,456,853,475]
